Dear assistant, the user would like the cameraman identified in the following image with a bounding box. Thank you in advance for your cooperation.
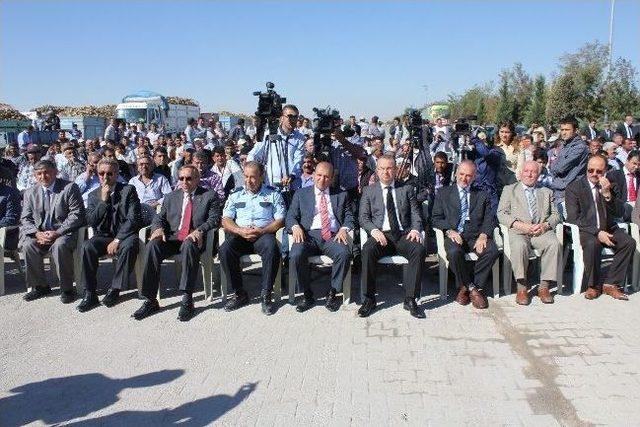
[464,134,503,215]
[329,125,368,199]
[247,104,305,192]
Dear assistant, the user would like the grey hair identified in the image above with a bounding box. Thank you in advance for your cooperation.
[97,157,120,172]
[33,159,57,171]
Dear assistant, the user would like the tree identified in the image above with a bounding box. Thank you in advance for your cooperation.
[602,58,640,121]
[475,96,487,124]
[524,75,546,126]
[546,73,578,124]
[507,63,533,123]
[495,72,514,124]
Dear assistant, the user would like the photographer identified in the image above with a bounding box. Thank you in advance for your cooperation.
[329,126,368,198]
[247,104,305,191]
[464,134,503,215]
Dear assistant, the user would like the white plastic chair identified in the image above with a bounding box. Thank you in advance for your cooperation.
[0,225,21,295]
[138,225,215,300]
[287,231,354,305]
[358,227,425,301]
[212,228,283,302]
[499,223,564,296]
[628,222,640,292]
[434,227,502,300]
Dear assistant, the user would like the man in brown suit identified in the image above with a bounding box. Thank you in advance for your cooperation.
[497,161,561,304]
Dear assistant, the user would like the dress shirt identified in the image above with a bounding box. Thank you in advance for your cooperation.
[297,173,314,189]
[17,164,37,191]
[310,187,339,232]
[17,131,32,151]
[129,173,172,205]
[624,123,634,139]
[247,127,305,186]
[211,160,243,189]
[616,148,631,165]
[380,181,403,232]
[199,170,225,199]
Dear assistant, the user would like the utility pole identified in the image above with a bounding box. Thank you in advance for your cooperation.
[422,85,429,108]
[605,0,616,122]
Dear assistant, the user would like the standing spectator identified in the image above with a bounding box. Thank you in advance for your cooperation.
[494,121,520,187]
[599,123,614,141]
[171,144,195,183]
[365,116,385,140]
[245,117,258,140]
[146,123,160,144]
[17,126,33,152]
[70,123,82,140]
[606,150,640,221]
[617,115,639,141]
[616,138,636,165]
[583,119,599,141]
[467,136,502,214]
[432,118,450,141]
[43,110,60,131]
[549,116,589,210]
[184,118,197,143]
[329,128,367,196]
[229,118,247,141]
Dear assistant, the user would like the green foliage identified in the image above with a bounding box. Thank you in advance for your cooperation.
[495,73,514,124]
[524,75,546,126]
[602,58,640,119]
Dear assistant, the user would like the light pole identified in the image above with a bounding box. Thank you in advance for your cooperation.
[604,0,616,123]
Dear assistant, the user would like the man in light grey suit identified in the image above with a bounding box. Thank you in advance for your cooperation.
[20,159,86,303]
[358,155,426,319]
[497,160,561,305]
[286,162,354,312]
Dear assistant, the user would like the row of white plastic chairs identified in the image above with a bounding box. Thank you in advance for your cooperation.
[2,218,640,301]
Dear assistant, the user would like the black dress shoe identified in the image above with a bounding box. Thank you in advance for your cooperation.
[60,290,77,304]
[261,292,275,316]
[403,298,425,319]
[77,291,100,312]
[132,299,160,320]
[23,286,51,301]
[224,292,249,312]
[178,294,195,322]
[325,289,341,312]
[357,297,377,317]
[101,289,120,307]
[296,295,315,313]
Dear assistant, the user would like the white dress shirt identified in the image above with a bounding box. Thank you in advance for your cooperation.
[310,187,339,232]
[380,181,404,232]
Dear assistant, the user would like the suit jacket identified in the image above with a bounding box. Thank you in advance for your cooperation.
[20,178,86,242]
[607,169,640,221]
[565,177,624,236]
[86,182,142,240]
[432,185,495,239]
[0,184,21,250]
[616,123,640,141]
[582,126,599,140]
[359,181,422,233]
[152,186,221,240]
[497,182,560,234]
[285,186,354,233]
[599,128,614,141]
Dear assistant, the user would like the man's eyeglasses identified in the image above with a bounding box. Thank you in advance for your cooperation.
[178,176,193,181]
[285,114,299,120]
[98,172,114,177]
[587,168,605,175]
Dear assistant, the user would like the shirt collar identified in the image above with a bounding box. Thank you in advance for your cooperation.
[457,184,469,193]
[380,180,395,190]
[521,182,536,191]
[314,186,329,196]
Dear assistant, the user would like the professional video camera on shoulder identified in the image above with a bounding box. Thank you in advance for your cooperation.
[311,106,354,156]
[253,82,287,138]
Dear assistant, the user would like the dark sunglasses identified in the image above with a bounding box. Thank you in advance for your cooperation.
[178,176,193,181]
[98,172,114,177]
[285,114,299,120]
[587,168,604,174]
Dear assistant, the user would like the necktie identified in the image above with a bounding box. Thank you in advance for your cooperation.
[386,186,401,239]
[319,192,331,241]
[526,188,539,223]
[177,194,193,241]
[457,188,468,233]
[629,173,637,202]
[43,189,52,230]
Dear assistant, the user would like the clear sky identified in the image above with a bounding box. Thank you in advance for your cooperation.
[2,0,639,119]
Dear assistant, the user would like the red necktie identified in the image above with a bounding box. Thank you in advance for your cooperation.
[628,174,637,202]
[319,192,331,241]
[177,194,193,241]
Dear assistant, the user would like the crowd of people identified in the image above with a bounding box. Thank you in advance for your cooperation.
[0,105,639,321]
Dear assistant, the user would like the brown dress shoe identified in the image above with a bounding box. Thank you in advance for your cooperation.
[584,287,601,300]
[537,287,554,304]
[515,289,530,305]
[469,288,488,309]
[455,286,470,306]
[602,285,628,301]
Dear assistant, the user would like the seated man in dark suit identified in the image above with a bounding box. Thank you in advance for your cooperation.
[219,162,286,316]
[432,160,499,309]
[20,159,86,303]
[605,150,639,221]
[286,161,354,312]
[358,154,426,319]
[565,154,634,300]
[0,181,21,250]
[133,165,221,321]
[77,158,142,312]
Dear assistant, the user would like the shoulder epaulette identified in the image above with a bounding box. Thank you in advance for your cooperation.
[230,186,244,194]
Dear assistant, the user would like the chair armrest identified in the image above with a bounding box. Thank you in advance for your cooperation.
[630,223,640,249]
[563,222,581,250]
[205,228,216,254]
[0,225,18,246]
[493,227,503,251]
[138,226,151,243]
[498,224,510,256]
[433,227,447,259]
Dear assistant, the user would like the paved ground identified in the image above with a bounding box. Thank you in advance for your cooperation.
[1,258,640,426]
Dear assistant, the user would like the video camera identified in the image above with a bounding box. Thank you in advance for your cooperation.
[453,115,477,134]
[312,107,354,156]
[253,82,286,122]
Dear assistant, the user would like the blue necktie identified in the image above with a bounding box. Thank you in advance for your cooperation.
[457,188,468,232]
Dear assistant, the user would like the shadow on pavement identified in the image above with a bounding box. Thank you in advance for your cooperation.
[67,382,258,426]
[0,369,184,427]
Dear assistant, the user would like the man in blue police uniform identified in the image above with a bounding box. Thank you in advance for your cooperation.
[219,161,286,315]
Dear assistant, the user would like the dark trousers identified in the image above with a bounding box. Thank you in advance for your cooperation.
[361,231,425,299]
[579,227,635,288]
[218,233,280,295]
[141,238,201,300]
[82,234,139,292]
[445,233,499,290]
[290,229,351,296]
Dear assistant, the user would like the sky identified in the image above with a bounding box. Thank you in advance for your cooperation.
[2,0,639,120]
